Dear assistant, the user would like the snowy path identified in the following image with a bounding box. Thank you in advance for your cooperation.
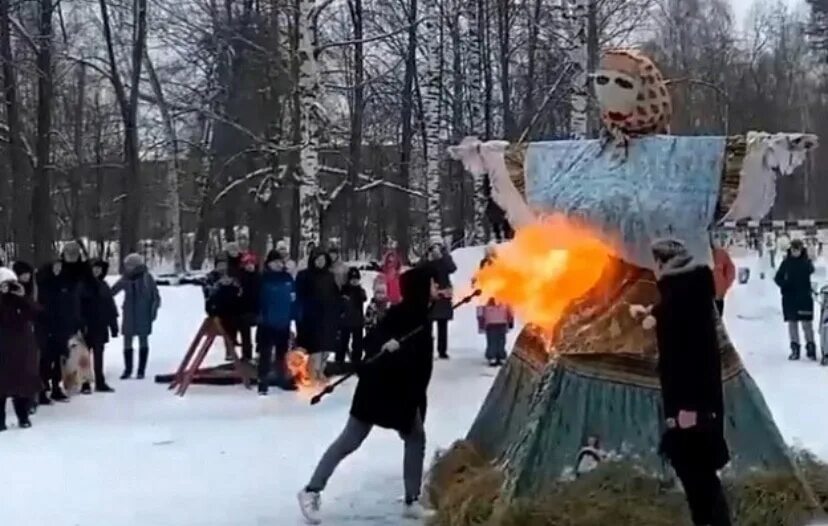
[2,249,828,525]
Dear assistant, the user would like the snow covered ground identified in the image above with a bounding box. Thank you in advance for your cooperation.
[1,247,827,525]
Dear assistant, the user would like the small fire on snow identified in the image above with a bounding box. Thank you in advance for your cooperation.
[473,216,615,335]
[286,349,313,388]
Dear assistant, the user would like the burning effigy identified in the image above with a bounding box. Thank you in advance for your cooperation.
[434,49,824,525]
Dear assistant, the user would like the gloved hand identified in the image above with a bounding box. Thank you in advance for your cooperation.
[381,338,400,353]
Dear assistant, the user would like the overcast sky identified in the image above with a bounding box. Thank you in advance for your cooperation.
[731,0,803,26]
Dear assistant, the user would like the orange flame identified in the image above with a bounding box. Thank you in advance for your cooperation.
[286,349,312,388]
[474,216,615,334]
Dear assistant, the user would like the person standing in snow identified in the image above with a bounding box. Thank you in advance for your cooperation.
[81,260,119,393]
[380,250,403,305]
[236,253,261,361]
[11,261,36,299]
[111,254,161,380]
[774,239,817,361]
[651,238,731,526]
[257,250,296,394]
[426,237,457,359]
[0,268,40,431]
[36,259,83,403]
[328,246,348,289]
[295,249,341,381]
[365,279,390,331]
[275,240,297,277]
[711,241,735,316]
[477,298,513,367]
[338,267,367,365]
[298,265,439,524]
[204,254,244,360]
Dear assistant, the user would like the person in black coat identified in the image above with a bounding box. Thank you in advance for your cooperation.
[11,261,35,299]
[204,254,243,360]
[651,238,731,526]
[236,253,261,361]
[774,239,816,361]
[82,259,119,393]
[295,248,341,380]
[426,237,457,359]
[298,265,438,523]
[36,260,84,403]
[337,267,367,365]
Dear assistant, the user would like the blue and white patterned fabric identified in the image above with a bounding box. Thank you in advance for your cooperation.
[524,135,726,270]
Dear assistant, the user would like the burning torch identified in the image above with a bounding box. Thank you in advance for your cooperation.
[309,288,482,405]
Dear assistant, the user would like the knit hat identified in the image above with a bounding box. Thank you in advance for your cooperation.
[347,267,361,281]
[0,267,18,284]
[790,238,804,250]
[11,261,33,277]
[276,240,289,252]
[62,241,82,262]
[123,253,144,271]
[241,252,258,267]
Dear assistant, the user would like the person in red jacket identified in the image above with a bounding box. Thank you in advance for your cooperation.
[711,240,735,316]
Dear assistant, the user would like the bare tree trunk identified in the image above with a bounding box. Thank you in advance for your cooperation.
[32,0,56,265]
[496,0,514,138]
[520,0,541,134]
[69,63,87,241]
[482,0,493,138]
[566,0,589,139]
[297,0,322,247]
[586,0,599,137]
[99,0,149,262]
[144,49,186,272]
[396,0,418,261]
[462,0,487,244]
[346,0,364,259]
[1,0,32,261]
[423,0,444,240]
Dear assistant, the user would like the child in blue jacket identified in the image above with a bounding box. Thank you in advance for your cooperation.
[257,250,296,394]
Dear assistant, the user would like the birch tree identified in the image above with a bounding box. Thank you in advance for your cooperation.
[422,0,444,240]
[297,0,322,247]
[566,0,589,139]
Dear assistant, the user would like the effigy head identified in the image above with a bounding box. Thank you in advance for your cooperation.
[594,49,672,136]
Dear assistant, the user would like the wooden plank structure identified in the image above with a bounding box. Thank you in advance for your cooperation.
[166,317,255,396]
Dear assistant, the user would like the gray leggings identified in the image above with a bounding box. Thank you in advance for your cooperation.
[788,320,815,345]
[307,414,426,500]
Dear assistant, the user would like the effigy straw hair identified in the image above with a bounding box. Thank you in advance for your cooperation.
[427,443,828,526]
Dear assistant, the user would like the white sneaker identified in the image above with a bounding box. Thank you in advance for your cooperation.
[297,489,322,524]
[402,500,436,520]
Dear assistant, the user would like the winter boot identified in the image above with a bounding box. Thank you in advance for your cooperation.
[821,353,828,367]
[80,383,92,395]
[806,342,818,361]
[788,342,801,361]
[96,382,115,393]
[297,489,322,524]
[136,347,149,380]
[402,499,436,520]
[38,391,52,406]
[50,386,69,402]
[121,348,134,380]
[13,399,31,429]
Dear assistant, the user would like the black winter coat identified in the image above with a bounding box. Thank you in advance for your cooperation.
[428,254,457,321]
[204,272,243,318]
[654,265,729,470]
[83,264,119,349]
[296,251,341,354]
[238,269,261,319]
[351,265,436,433]
[341,284,367,328]
[774,252,814,322]
[37,265,84,348]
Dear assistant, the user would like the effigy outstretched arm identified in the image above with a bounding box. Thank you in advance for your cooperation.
[448,137,536,229]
